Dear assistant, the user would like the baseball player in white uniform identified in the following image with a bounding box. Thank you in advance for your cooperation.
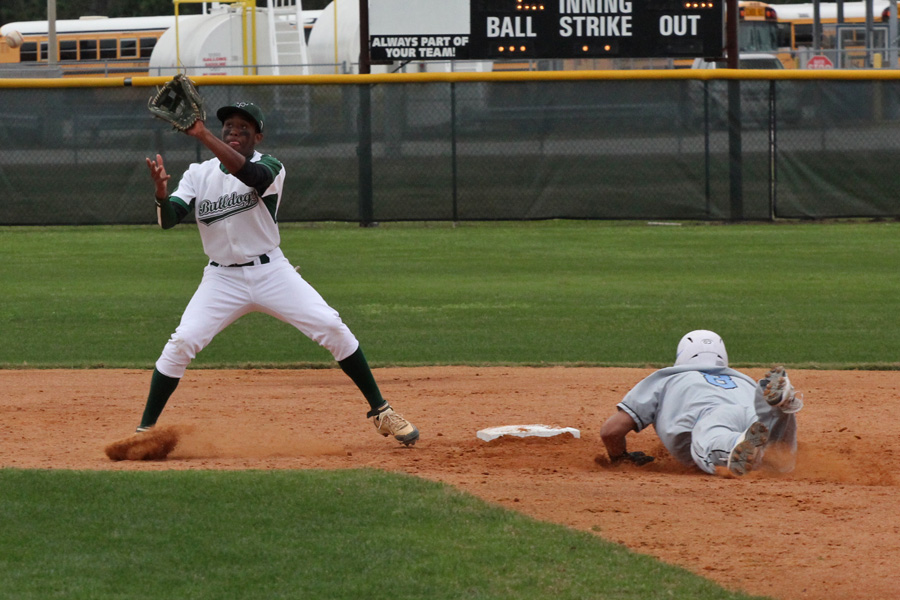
[600,330,803,475]
[139,101,418,446]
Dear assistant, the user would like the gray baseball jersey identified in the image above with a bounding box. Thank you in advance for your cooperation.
[617,364,796,473]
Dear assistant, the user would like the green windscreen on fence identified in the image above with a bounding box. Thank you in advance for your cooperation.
[1,74,899,225]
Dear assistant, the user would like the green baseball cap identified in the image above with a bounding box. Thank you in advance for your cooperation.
[216,102,265,133]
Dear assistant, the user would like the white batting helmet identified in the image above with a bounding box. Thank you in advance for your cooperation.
[675,330,728,367]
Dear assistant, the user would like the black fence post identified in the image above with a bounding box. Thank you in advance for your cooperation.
[357,0,375,227]
[728,79,743,221]
[451,82,459,223]
[357,84,375,226]
[726,0,742,221]
[768,80,777,221]
[704,80,711,217]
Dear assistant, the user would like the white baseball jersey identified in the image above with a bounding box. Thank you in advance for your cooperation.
[169,151,285,265]
[617,364,797,473]
[154,150,360,379]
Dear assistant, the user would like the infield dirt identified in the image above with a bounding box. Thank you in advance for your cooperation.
[2,367,897,600]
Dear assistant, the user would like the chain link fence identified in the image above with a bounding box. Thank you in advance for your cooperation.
[1,73,899,225]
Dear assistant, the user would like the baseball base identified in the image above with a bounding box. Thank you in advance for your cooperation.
[476,424,581,442]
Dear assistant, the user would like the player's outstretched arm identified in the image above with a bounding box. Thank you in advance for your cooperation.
[600,410,643,462]
[146,153,179,229]
[146,153,170,197]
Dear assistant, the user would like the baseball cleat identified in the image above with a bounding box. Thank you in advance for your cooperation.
[727,421,769,476]
[372,406,419,446]
[760,366,804,414]
[135,425,153,433]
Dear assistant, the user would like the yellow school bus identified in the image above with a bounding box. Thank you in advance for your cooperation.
[1,11,318,77]
[775,1,894,68]
[668,1,779,68]
[0,15,176,77]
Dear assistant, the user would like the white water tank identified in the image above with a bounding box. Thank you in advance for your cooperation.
[306,0,366,74]
[148,10,292,77]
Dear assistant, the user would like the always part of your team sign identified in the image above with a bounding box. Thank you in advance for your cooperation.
[368,0,724,62]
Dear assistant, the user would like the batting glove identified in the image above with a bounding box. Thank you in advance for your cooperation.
[612,451,655,466]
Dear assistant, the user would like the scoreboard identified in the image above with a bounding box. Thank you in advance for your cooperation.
[369,0,724,62]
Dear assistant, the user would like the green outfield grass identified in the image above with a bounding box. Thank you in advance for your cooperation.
[0,468,769,600]
[0,220,897,369]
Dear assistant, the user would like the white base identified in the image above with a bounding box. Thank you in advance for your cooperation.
[476,424,581,442]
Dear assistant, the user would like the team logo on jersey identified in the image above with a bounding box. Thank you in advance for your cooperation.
[197,191,258,225]
[702,373,737,389]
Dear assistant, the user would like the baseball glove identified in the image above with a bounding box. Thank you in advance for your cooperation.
[147,73,206,132]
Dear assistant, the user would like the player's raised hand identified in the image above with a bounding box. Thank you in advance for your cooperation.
[146,154,170,185]
[146,153,172,201]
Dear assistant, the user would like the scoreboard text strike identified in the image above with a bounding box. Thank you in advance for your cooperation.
[368,1,724,62]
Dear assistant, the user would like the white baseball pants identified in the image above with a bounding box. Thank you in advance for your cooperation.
[156,247,359,379]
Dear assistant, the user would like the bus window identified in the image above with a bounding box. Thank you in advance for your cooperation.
[120,38,137,58]
[740,21,778,52]
[40,41,48,60]
[794,24,813,47]
[80,39,97,60]
[139,37,156,58]
[20,42,37,62]
[99,38,116,59]
[776,22,792,49]
[60,40,77,61]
